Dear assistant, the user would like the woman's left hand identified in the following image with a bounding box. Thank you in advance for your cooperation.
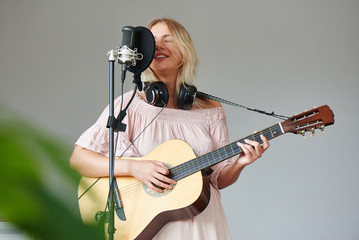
[235,133,270,167]
[218,132,270,189]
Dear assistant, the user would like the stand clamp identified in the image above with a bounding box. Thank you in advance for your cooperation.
[106,110,127,132]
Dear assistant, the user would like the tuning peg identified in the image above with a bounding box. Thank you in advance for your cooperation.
[298,130,306,139]
[317,125,325,134]
[310,128,316,137]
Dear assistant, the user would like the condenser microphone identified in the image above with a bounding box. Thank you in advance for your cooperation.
[128,26,155,91]
[118,26,136,66]
[114,26,155,86]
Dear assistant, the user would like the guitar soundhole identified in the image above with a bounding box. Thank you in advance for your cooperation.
[143,163,175,197]
[143,184,175,197]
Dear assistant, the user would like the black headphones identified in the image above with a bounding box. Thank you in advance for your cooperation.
[143,82,197,110]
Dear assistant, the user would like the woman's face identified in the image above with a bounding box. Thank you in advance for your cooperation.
[149,22,182,78]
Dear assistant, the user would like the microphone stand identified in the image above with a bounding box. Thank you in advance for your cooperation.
[96,26,153,239]
[99,50,129,240]
[106,50,116,240]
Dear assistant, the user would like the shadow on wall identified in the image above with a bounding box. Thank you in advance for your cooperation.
[0,103,104,240]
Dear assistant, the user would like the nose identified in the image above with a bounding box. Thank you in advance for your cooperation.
[155,39,164,50]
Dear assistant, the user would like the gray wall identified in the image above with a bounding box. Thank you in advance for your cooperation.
[1,0,358,239]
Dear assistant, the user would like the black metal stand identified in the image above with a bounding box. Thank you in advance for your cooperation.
[95,29,152,237]
[107,52,116,240]
[97,50,128,240]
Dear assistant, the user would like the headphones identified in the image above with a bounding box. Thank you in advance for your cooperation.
[143,82,197,110]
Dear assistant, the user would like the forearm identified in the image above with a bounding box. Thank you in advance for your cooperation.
[69,146,131,177]
[218,135,270,189]
[70,146,175,192]
[217,161,246,189]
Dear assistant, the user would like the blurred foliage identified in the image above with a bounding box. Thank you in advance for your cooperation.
[0,104,104,240]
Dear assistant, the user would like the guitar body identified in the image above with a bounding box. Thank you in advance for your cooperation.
[78,139,211,240]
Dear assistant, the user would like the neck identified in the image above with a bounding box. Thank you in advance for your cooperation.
[156,72,179,109]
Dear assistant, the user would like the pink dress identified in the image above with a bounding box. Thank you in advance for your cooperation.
[76,91,233,239]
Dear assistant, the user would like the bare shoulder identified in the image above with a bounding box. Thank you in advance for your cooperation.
[196,98,222,109]
[207,99,222,108]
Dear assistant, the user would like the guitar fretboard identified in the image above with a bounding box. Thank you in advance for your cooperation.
[169,123,283,181]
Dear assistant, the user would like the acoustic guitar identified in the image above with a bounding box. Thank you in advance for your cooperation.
[78,105,334,240]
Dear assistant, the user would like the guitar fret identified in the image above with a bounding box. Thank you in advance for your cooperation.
[223,145,228,158]
[227,144,235,156]
[253,133,260,142]
[179,163,186,179]
[201,155,206,169]
[197,158,202,170]
[229,144,235,156]
[230,142,240,155]
[213,150,220,163]
[252,134,256,142]
[231,142,241,155]
[211,151,215,163]
[180,164,185,179]
[190,157,196,173]
[269,126,274,138]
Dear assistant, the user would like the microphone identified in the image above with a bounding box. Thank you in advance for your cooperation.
[128,27,155,91]
[118,26,136,66]
[114,26,155,88]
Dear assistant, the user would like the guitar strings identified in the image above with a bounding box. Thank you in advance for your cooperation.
[94,127,280,200]
[169,127,279,181]
[112,125,283,199]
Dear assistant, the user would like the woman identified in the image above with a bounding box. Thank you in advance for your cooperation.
[70,18,269,239]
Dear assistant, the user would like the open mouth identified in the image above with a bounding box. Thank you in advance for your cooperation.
[154,54,169,59]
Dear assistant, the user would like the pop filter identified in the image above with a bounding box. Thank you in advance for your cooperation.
[128,26,155,91]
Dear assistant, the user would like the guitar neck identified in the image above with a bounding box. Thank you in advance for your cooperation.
[169,123,284,181]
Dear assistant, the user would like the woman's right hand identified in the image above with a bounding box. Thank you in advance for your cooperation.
[127,159,177,193]
[70,146,176,193]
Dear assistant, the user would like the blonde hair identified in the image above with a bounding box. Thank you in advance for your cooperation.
[141,18,199,106]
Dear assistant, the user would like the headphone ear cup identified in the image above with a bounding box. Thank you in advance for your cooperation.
[177,83,197,110]
[144,81,169,107]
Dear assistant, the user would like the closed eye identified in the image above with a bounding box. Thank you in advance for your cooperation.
[163,35,173,43]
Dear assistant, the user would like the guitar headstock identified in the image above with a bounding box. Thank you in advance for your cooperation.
[281,105,334,137]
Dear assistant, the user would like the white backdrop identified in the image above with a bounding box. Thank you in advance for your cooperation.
[1,0,358,239]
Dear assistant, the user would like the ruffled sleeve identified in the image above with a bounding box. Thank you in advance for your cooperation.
[75,91,141,158]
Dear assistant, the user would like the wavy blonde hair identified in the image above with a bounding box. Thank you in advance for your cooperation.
[141,18,200,106]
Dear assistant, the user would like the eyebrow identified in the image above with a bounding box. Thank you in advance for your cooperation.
[154,34,171,40]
